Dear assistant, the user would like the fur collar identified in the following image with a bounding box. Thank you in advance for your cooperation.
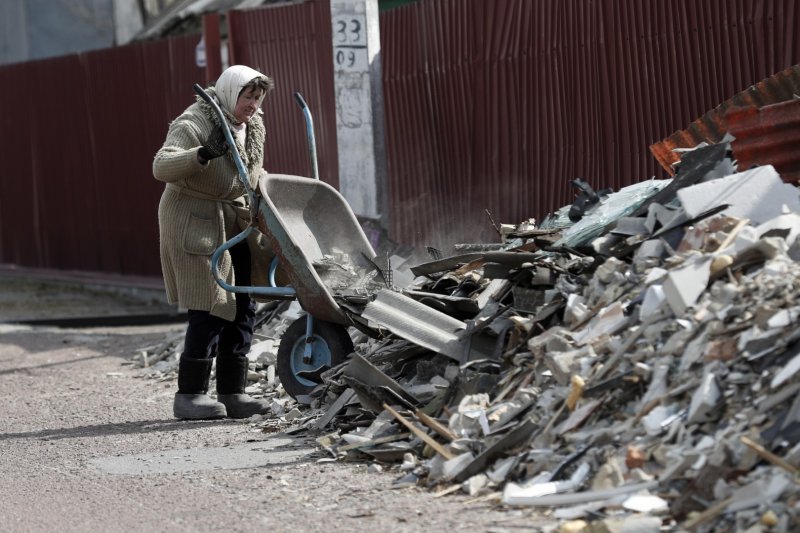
[195,87,265,176]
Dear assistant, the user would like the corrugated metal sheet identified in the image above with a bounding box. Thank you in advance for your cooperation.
[729,98,800,182]
[381,0,800,249]
[650,64,800,174]
[0,34,202,276]
[228,1,340,187]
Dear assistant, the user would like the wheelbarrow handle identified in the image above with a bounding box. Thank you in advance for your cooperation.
[210,226,297,300]
[293,92,309,109]
[293,91,319,181]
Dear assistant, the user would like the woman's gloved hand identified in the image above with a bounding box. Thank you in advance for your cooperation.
[198,126,229,162]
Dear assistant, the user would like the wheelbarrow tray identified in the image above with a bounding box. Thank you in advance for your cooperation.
[257,174,378,325]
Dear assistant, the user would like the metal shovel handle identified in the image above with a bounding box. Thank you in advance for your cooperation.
[193,84,256,204]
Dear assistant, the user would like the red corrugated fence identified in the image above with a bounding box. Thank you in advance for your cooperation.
[228,2,340,186]
[1,0,799,277]
[380,0,800,249]
[0,35,202,277]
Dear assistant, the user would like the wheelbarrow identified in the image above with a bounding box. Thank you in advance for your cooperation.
[194,85,385,399]
[194,85,506,401]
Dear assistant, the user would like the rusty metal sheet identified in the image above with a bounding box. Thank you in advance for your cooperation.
[729,99,800,183]
[650,64,800,175]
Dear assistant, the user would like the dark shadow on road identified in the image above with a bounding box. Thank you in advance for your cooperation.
[0,418,244,442]
[0,353,111,375]
[5,313,187,328]
[0,326,182,357]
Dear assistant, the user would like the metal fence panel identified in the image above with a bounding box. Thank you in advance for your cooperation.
[380,0,800,250]
[0,34,202,276]
[228,2,339,187]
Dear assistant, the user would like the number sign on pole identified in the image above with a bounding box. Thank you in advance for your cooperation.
[330,0,388,228]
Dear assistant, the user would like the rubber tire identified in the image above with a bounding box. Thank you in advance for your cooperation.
[276,316,353,399]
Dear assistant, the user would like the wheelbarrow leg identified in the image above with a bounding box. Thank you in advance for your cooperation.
[303,315,315,365]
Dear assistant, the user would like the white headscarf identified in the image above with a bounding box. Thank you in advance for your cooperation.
[214,65,268,120]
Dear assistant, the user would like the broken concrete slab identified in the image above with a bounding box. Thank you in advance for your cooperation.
[634,238,667,259]
[754,212,800,248]
[544,345,596,386]
[663,255,712,315]
[771,351,800,390]
[621,492,669,514]
[644,202,684,234]
[677,165,800,225]
[640,284,667,320]
[612,216,651,236]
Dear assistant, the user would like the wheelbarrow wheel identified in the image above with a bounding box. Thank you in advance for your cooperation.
[276,316,353,399]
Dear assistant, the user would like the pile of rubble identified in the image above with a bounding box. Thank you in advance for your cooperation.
[293,142,800,532]
[130,146,800,531]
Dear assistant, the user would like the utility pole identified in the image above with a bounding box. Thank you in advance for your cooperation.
[330,0,389,231]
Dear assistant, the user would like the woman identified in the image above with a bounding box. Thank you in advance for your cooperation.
[153,65,274,419]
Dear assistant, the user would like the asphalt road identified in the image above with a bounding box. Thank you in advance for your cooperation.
[0,276,549,532]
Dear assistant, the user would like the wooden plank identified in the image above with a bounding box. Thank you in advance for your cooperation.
[383,403,455,460]
[741,435,799,475]
[415,410,456,441]
[682,497,734,531]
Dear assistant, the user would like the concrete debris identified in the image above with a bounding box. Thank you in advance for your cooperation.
[502,462,592,505]
[676,165,800,224]
[133,114,800,531]
[267,138,800,532]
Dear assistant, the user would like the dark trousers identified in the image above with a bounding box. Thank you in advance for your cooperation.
[182,240,256,360]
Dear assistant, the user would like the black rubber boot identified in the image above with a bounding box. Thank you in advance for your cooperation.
[216,354,271,419]
[173,355,227,419]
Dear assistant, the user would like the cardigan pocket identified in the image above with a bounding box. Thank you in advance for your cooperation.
[182,214,218,255]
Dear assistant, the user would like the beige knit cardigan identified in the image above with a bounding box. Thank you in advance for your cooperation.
[153,89,272,321]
